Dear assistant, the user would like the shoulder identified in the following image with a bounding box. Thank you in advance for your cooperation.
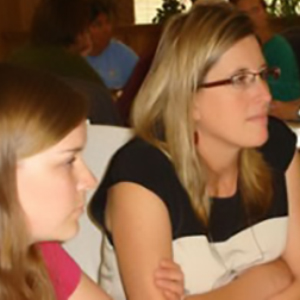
[39,242,81,300]
[258,116,297,171]
[264,35,296,62]
[90,138,182,226]
[265,35,292,50]
[110,39,138,58]
[109,137,175,182]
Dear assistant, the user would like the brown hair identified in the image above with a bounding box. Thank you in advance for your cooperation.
[0,63,88,300]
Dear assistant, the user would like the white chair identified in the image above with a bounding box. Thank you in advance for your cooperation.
[63,125,133,282]
[287,121,300,148]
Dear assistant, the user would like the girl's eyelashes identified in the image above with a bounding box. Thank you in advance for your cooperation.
[66,156,76,166]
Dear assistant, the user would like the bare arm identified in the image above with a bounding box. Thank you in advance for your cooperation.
[105,182,292,300]
[106,182,173,300]
[267,151,300,300]
[185,258,292,300]
[69,272,112,300]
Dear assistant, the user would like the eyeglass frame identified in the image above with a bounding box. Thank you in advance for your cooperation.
[199,66,281,89]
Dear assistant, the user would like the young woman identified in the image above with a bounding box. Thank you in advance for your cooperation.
[0,63,184,300]
[90,1,300,300]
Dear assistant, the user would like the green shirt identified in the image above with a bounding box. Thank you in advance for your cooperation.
[263,34,300,101]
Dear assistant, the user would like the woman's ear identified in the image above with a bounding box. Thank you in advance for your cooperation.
[192,95,202,122]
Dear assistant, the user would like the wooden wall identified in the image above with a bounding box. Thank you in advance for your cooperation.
[114,24,162,57]
[0,0,39,59]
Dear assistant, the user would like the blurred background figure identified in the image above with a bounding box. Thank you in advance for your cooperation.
[229,0,300,121]
[8,0,122,126]
[9,0,100,83]
[86,0,139,98]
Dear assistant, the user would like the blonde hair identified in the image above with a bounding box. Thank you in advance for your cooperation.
[0,64,88,300]
[132,1,272,224]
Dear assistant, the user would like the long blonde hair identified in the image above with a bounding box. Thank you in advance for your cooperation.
[132,1,272,224]
[0,63,88,300]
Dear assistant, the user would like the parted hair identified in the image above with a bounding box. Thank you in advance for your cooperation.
[0,63,88,300]
[132,1,273,224]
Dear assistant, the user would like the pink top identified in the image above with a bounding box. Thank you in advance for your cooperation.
[39,242,81,300]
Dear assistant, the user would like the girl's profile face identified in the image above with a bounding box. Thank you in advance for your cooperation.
[17,122,97,244]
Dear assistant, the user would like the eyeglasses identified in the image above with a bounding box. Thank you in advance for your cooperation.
[200,67,281,89]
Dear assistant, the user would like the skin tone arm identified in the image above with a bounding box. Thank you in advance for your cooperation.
[69,260,184,300]
[267,150,300,300]
[69,272,112,300]
[106,182,174,300]
[269,99,300,121]
[185,259,292,300]
[105,182,293,300]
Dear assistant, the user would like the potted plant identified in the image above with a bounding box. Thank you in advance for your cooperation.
[152,0,186,24]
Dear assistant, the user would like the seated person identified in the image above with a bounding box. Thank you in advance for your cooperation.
[9,0,101,84]
[8,0,121,125]
[229,0,300,120]
[86,0,139,95]
[0,63,184,300]
[90,2,299,300]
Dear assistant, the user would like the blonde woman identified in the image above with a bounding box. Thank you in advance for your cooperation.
[90,1,300,300]
[0,64,183,300]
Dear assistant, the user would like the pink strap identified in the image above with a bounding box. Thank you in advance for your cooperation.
[39,242,81,300]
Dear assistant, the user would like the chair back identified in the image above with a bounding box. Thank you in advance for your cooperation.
[63,124,133,281]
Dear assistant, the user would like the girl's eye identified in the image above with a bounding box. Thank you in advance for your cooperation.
[66,157,76,166]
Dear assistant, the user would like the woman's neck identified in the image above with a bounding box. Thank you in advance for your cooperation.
[206,166,238,198]
[196,136,240,198]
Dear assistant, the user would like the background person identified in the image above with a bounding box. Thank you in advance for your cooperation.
[229,0,300,121]
[86,0,139,96]
[8,0,122,126]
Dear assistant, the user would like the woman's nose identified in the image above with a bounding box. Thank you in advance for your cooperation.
[255,77,272,104]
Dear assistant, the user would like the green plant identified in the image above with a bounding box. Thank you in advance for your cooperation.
[266,0,300,18]
[152,0,186,24]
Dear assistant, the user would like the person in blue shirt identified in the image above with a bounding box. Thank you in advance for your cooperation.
[86,0,139,94]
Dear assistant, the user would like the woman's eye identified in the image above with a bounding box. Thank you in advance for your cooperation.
[235,74,249,84]
[233,74,252,87]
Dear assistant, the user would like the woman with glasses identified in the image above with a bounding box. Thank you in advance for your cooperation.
[90,1,300,299]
